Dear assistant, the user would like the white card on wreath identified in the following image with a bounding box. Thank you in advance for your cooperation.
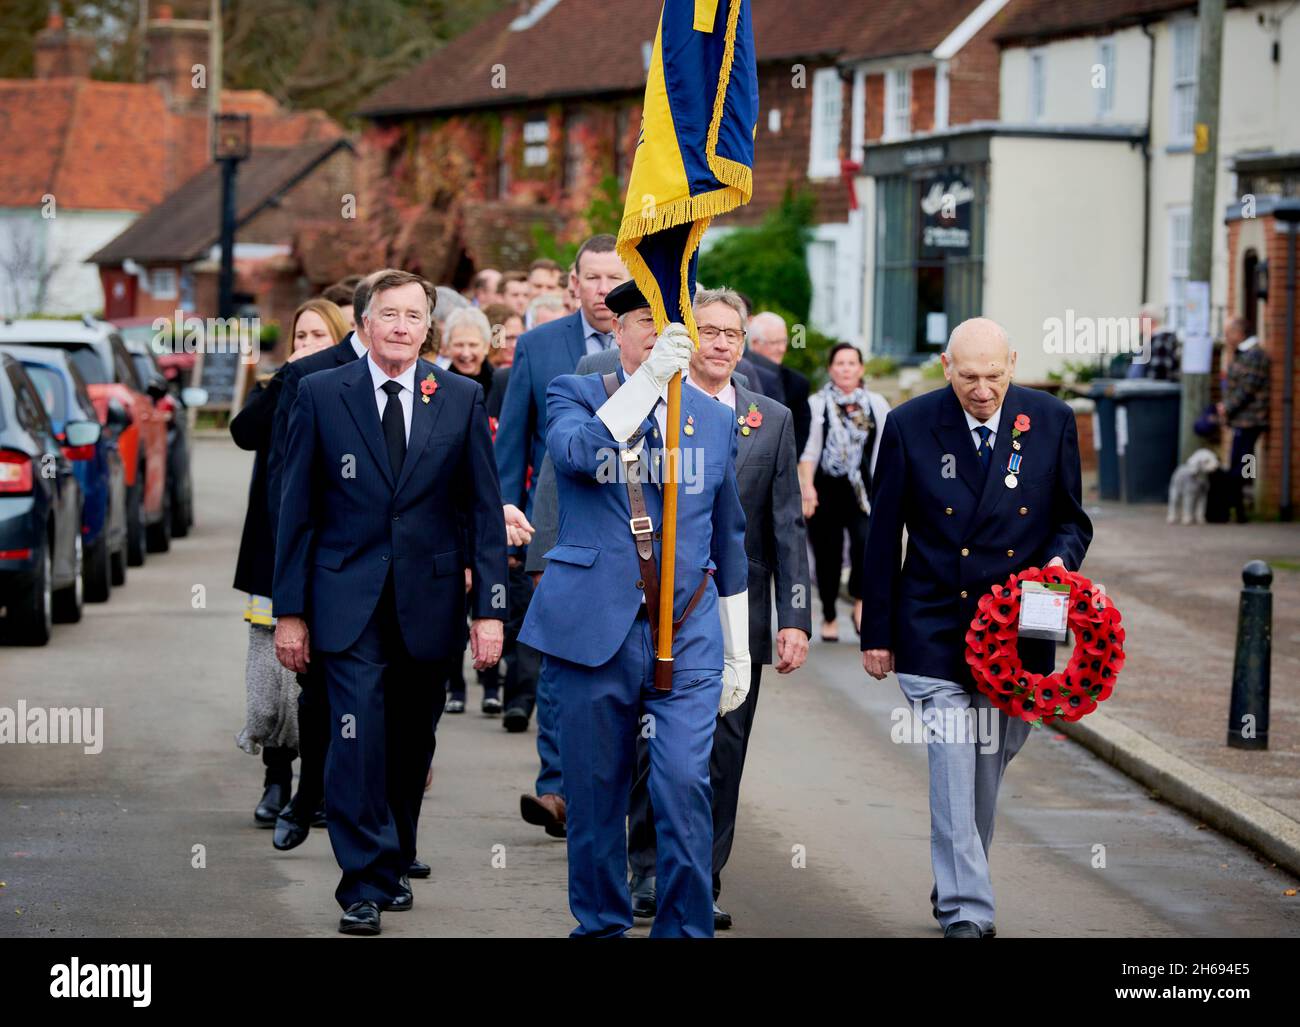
[1019,581,1070,642]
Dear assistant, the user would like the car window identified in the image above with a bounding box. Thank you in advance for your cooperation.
[113,343,142,391]
[21,364,68,424]
[65,361,97,419]
[131,354,154,385]
[54,343,112,385]
[9,367,54,440]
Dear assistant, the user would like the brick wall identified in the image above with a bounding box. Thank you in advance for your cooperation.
[912,66,936,134]
[946,7,1005,127]
[1227,214,1300,515]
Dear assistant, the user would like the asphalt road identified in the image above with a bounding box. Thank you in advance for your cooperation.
[1,437,1298,938]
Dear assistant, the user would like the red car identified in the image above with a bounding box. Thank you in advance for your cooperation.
[113,315,197,388]
[0,319,171,563]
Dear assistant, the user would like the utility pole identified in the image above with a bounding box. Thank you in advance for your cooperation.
[208,0,223,161]
[1180,0,1225,460]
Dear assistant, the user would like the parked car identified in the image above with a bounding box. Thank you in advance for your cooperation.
[0,353,91,644]
[119,333,205,538]
[0,344,128,600]
[0,319,170,562]
[114,315,197,389]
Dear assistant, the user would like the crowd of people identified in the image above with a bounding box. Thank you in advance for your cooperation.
[228,234,1092,940]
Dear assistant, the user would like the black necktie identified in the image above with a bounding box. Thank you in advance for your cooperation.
[975,425,993,475]
[380,380,406,480]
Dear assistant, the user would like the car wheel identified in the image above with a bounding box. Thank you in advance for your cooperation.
[52,531,84,624]
[84,533,112,602]
[170,478,191,538]
[110,540,127,586]
[4,543,53,645]
[146,485,172,553]
[126,477,146,567]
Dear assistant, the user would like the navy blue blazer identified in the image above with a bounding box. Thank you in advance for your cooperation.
[266,335,360,542]
[493,311,587,514]
[860,383,1092,686]
[520,371,748,672]
[273,356,507,662]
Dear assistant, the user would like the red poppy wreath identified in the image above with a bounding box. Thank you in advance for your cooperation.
[963,564,1125,725]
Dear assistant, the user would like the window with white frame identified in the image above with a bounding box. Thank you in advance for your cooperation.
[884,68,911,140]
[935,62,950,131]
[1029,50,1046,121]
[808,67,842,178]
[1167,207,1190,331]
[1095,38,1116,119]
[1171,20,1198,145]
[149,267,177,299]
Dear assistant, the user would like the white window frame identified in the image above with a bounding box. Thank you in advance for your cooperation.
[1028,49,1046,122]
[1167,206,1191,331]
[522,118,549,167]
[149,267,177,300]
[883,68,911,141]
[807,67,843,179]
[1171,19,1199,146]
[1095,37,1116,120]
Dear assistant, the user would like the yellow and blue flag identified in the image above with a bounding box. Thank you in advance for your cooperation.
[617,0,759,335]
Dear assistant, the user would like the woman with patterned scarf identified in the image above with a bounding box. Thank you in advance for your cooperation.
[798,343,890,641]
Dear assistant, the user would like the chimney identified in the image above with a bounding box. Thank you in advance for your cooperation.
[33,9,94,79]
[144,4,212,113]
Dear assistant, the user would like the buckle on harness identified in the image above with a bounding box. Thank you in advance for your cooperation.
[629,516,654,536]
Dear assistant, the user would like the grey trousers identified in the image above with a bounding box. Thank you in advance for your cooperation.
[896,673,1031,933]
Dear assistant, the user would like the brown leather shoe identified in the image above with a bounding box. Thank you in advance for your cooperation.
[520,793,566,838]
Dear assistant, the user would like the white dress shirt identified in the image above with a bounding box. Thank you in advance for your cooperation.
[348,332,366,359]
[366,353,415,444]
[963,404,1002,453]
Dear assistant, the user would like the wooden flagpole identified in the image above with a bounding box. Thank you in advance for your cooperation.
[655,366,683,691]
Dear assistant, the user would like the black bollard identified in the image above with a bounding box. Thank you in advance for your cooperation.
[1227,560,1272,750]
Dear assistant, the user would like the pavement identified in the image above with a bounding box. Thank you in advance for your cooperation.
[1,437,1298,938]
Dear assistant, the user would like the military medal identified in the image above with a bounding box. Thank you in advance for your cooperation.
[683,414,695,437]
[1004,451,1022,489]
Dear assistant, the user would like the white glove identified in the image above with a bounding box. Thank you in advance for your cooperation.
[596,323,694,442]
[717,591,751,716]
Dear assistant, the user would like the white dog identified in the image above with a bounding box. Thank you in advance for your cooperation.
[1167,448,1220,525]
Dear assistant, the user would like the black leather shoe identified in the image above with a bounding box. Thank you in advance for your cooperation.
[254,781,290,827]
[272,796,313,851]
[985,923,997,938]
[630,874,656,919]
[482,696,503,715]
[502,705,531,733]
[380,876,413,912]
[408,859,431,879]
[943,920,983,939]
[713,902,732,931]
[339,900,381,935]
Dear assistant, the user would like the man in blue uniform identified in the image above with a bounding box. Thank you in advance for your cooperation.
[520,280,749,938]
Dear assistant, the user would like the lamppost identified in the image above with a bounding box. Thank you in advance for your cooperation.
[212,112,251,320]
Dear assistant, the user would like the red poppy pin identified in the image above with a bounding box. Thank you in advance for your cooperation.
[420,372,438,404]
[739,402,762,436]
[1011,413,1030,438]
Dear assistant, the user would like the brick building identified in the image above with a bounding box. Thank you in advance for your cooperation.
[0,6,340,318]
[351,0,1007,345]
[88,139,355,357]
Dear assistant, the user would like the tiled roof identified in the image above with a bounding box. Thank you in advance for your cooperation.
[357,0,986,118]
[996,0,1200,45]
[0,78,343,213]
[88,139,352,264]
